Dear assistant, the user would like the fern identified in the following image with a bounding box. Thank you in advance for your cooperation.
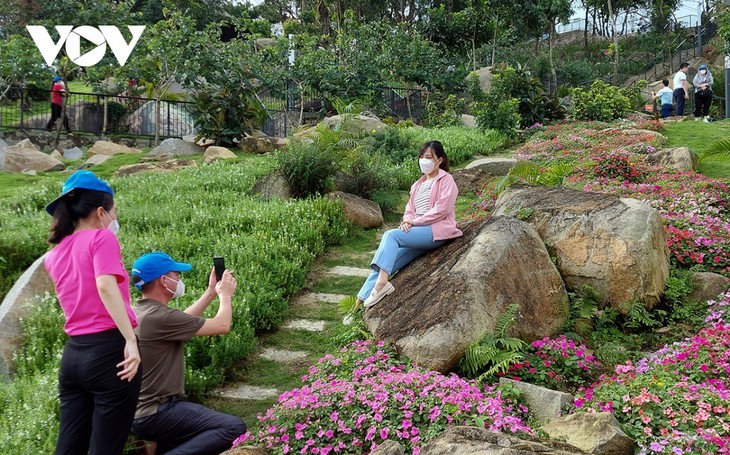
[698,139,730,164]
[338,296,359,314]
[495,161,576,195]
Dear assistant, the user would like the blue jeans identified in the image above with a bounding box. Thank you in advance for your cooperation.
[673,88,686,116]
[132,397,246,455]
[357,226,446,301]
[661,103,672,118]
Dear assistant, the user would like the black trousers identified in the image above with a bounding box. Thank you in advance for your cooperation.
[673,88,687,116]
[55,329,142,455]
[46,102,71,132]
[693,89,713,117]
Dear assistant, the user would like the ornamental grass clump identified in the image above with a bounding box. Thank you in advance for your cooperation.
[234,340,533,454]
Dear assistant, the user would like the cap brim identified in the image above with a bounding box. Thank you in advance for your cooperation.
[170,262,192,273]
[45,194,65,215]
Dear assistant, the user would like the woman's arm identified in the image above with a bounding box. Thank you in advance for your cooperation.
[411,176,459,226]
[96,275,140,381]
[403,181,418,223]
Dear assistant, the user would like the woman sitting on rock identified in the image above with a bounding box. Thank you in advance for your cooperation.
[356,140,463,309]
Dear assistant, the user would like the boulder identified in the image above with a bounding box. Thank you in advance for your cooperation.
[371,440,405,455]
[686,272,730,303]
[499,378,574,421]
[252,172,292,200]
[460,114,477,128]
[182,134,215,147]
[363,217,569,373]
[62,146,84,160]
[18,99,103,132]
[604,128,667,146]
[451,167,494,195]
[149,138,203,157]
[473,66,493,93]
[542,412,635,455]
[254,38,277,50]
[204,146,237,164]
[80,154,113,169]
[113,159,198,177]
[50,149,64,161]
[465,157,518,176]
[1,139,65,172]
[125,100,195,137]
[646,147,697,172]
[222,446,269,455]
[239,135,287,154]
[493,185,669,310]
[326,191,383,229]
[0,255,55,378]
[322,114,389,136]
[87,141,142,157]
[420,426,586,455]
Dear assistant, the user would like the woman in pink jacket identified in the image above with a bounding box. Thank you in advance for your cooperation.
[357,141,463,308]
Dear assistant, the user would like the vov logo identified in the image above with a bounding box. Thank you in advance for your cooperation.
[26,25,146,67]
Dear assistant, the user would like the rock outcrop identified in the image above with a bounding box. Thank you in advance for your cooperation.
[326,192,383,229]
[420,426,586,454]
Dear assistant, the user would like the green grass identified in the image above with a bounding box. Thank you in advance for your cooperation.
[662,119,730,179]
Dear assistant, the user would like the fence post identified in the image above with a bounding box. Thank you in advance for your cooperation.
[19,87,24,130]
[167,101,170,138]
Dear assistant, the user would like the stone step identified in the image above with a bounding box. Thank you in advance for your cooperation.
[283,319,326,332]
[212,384,279,401]
[327,266,371,277]
[293,292,348,305]
[259,348,309,363]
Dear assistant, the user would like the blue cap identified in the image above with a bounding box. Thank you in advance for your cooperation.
[45,170,114,215]
[53,76,61,82]
[132,252,192,289]
[699,64,707,70]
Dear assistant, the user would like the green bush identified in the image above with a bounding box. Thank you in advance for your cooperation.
[473,95,521,137]
[335,153,398,198]
[557,60,595,87]
[404,126,505,165]
[277,142,338,198]
[424,93,465,128]
[571,80,632,121]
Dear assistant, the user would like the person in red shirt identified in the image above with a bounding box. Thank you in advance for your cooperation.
[45,75,73,135]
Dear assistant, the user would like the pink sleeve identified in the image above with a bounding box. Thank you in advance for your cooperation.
[403,181,418,223]
[91,230,127,283]
[412,175,459,226]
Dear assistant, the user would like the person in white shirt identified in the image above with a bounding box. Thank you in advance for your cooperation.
[651,79,674,118]
[672,62,690,116]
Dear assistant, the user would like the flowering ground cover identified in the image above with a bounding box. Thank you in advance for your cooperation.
[234,340,532,454]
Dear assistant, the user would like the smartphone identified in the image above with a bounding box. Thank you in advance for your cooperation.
[213,256,226,281]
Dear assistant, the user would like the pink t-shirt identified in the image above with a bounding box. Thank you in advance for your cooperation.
[44,229,137,336]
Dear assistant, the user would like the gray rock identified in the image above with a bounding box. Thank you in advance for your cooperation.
[493,185,669,311]
[149,138,203,156]
[326,191,383,229]
[363,217,569,373]
[80,154,113,169]
[499,378,574,421]
[686,272,730,303]
[461,114,477,128]
[62,146,84,160]
[125,100,195,137]
[88,141,142,156]
[203,146,237,164]
[113,159,198,177]
[450,167,493,195]
[252,172,292,200]
[50,150,64,161]
[1,139,65,172]
[472,66,493,93]
[371,440,404,455]
[420,426,586,454]
[465,157,518,175]
[542,412,635,455]
[321,114,389,137]
[21,169,37,176]
[647,147,697,172]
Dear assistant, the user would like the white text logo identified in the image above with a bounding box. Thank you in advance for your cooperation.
[26,25,146,67]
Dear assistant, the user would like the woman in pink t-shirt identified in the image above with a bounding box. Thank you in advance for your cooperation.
[44,170,141,455]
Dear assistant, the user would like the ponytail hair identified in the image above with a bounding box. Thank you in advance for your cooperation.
[419,141,450,172]
[48,189,114,244]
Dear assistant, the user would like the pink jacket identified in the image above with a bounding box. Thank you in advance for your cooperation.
[403,169,463,241]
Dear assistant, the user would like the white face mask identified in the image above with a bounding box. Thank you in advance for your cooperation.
[163,276,185,298]
[700,69,707,75]
[419,158,436,175]
[102,209,120,235]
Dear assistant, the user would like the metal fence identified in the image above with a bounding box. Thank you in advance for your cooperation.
[0,87,195,138]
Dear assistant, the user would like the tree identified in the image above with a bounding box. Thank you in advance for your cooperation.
[535,0,572,94]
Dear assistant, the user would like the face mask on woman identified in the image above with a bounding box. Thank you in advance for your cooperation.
[102,209,120,235]
[700,69,707,76]
[419,158,436,174]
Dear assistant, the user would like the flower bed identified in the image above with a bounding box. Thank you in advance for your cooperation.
[235,340,533,454]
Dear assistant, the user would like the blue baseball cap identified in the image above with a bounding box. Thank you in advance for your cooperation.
[699,64,707,70]
[132,252,192,289]
[45,170,114,215]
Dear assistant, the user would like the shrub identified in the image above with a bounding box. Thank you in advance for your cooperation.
[335,153,399,199]
[277,142,338,198]
[404,126,505,166]
[473,95,520,137]
[571,80,631,121]
[591,151,644,182]
[424,93,465,128]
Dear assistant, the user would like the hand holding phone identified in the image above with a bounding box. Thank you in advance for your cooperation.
[213,256,226,281]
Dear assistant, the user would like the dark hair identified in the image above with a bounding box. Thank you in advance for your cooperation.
[48,189,114,244]
[662,79,669,86]
[131,275,156,293]
[679,62,690,70]
[418,141,450,172]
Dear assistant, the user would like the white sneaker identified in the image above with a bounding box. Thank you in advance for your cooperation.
[363,282,395,308]
[703,117,710,123]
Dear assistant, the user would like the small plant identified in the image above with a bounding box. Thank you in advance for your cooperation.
[514,208,534,221]
[277,142,337,198]
[591,151,643,182]
[571,80,631,121]
[458,304,527,382]
[424,92,465,128]
[495,161,575,194]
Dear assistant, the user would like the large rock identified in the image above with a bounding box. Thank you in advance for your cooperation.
[125,100,195,137]
[371,440,405,455]
[326,191,383,229]
[0,255,55,378]
[80,154,113,169]
[113,159,198,177]
[252,172,292,200]
[420,426,585,455]
[18,99,103,132]
[62,146,84,160]
[472,67,493,93]
[149,138,203,157]
[460,114,477,128]
[686,272,730,303]
[646,147,697,172]
[465,157,518,176]
[322,114,389,137]
[1,139,65,172]
[204,146,237,164]
[493,185,669,310]
[451,167,494,195]
[499,378,574,421]
[363,217,569,373]
[239,134,288,154]
[542,412,635,455]
[87,141,142,157]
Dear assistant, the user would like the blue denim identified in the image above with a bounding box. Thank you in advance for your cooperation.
[661,103,672,118]
[357,226,446,300]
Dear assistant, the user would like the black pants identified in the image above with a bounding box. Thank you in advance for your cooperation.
[673,88,687,116]
[694,89,713,118]
[55,329,142,455]
[46,102,71,132]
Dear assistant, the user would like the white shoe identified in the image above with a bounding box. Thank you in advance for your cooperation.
[703,117,710,123]
[363,282,395,308]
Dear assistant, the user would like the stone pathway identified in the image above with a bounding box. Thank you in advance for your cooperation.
[213,384,279,401]
[259,348,308,363]
[327,266,371,277]
[293,292,348,305]
[283,319,326,332]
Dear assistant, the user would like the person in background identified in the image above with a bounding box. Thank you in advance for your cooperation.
[672,62,690,117]
[130,252,246,455]
[44,170,141,454]
[692,64,714,122]
[651,79,674,119]
[45,75,73,135]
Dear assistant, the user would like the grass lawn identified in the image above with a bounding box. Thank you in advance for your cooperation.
[662,119,730,179]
